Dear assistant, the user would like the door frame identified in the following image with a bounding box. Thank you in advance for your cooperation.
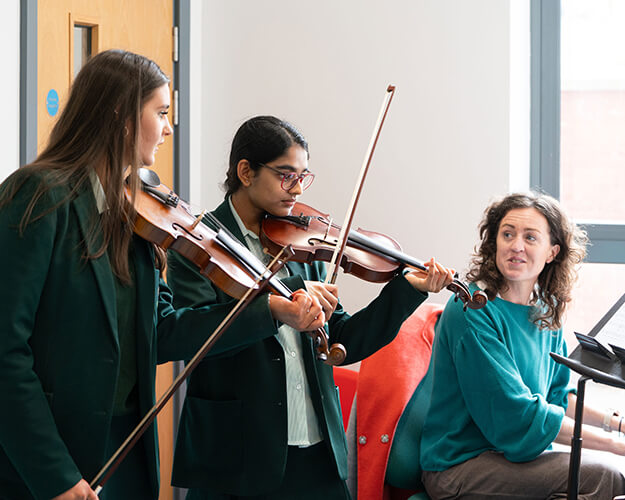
[20,0,191,199]
[19,0,36,166]
[19,2,191,499]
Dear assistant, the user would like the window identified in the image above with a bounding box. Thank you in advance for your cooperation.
[532,0,625,263]
[73,25,93,78]
[532,0,625,344]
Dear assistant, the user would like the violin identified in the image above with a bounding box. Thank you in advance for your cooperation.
[94,170,312,494]
[128,168,347,365]
[261,202,488,311]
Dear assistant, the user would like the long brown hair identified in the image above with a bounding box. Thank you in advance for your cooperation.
[0,50,169,282]
[467,192,587,330]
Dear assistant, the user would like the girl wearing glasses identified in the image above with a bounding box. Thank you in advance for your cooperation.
[166,115,455,499]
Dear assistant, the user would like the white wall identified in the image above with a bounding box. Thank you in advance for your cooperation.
[2,3,21,181]
[189,0,204,204]
[3,0,531,323]
[192,0,530,313]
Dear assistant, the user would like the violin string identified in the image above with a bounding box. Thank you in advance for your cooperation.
[203,211,222,231]
[201,211,294,298]
[189,210,261,274]
[202,211,340,354]
[205,212,241,243]
[198,203,482,310]
[316,215,342,232]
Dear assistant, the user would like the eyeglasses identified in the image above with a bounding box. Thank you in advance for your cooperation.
[259,163,315,191]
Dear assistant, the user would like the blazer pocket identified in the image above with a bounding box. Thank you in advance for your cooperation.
[176,396,243,478]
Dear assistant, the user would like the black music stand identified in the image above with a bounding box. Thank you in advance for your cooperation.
[550,292,625,500]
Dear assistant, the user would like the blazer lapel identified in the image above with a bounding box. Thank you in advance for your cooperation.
[211,200,246,244]
[72,186,118,345]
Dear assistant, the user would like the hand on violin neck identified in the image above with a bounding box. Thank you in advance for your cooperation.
[404,258,455,294]
[304,281,339,319]
[268,289,326,332]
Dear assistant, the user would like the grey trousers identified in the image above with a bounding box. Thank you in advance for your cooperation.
[422,449,625,500]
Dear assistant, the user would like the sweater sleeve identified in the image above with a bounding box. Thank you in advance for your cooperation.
[453,316,565,462]
[546,335,574,409]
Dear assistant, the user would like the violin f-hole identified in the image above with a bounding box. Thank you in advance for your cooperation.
[172,222,204,241]
[307,237,338,248]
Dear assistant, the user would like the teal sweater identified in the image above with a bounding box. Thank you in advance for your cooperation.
[420,286,572,471]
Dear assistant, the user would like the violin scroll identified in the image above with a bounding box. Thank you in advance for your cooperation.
[308,332,346,365]
[328,343,347,365]
[448,280,489,311]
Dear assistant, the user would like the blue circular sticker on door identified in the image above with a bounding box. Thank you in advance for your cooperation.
[46,89,59,116]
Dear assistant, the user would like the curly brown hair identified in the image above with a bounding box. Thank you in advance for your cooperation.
[467,192,587,330]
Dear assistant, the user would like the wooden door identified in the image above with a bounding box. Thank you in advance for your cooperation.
[38,1,176,498]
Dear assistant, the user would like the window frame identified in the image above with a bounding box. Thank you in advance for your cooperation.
[530,0,625,263]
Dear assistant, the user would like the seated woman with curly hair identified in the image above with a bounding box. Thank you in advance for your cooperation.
[398,192,625,499]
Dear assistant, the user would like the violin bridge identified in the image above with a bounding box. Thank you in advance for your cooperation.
[190,210,206,230]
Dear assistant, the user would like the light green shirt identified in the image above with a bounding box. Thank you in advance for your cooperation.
[228,198,323,446]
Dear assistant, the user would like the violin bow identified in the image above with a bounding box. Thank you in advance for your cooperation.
[325,85,396,285]
[90,246,293,495]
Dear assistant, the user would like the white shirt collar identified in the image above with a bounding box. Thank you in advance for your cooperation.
[227,196,258,241]
[89,170,108,214]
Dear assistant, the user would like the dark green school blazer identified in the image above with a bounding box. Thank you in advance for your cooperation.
[0,172,260,500]
[167,200,428,496]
